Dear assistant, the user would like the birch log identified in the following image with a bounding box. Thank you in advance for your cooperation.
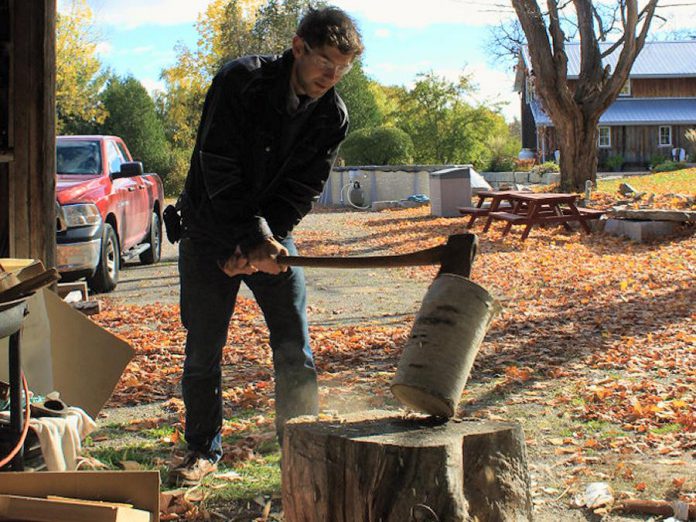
[392,275,501,417]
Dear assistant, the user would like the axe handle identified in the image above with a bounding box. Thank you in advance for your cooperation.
[278,245,444,268]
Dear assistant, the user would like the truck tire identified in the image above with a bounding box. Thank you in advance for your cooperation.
[87,223,119,293]
[139,211,161,265]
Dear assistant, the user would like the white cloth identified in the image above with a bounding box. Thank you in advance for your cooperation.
[0,406,96,471]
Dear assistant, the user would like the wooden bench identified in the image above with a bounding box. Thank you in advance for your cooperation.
[487,196,604,240]
[458,204,512,216]
[487,211,529,237]
[459,203,513,227]
[488,211,528,223]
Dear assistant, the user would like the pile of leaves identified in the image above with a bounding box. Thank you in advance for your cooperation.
[93,191,695,518]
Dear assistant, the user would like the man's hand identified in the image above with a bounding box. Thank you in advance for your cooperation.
[219,246,256,277]
[246,237,289,275]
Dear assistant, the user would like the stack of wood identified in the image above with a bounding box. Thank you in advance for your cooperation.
[0,494,151,521]
[0,260,59,305]
[1,260,100,315]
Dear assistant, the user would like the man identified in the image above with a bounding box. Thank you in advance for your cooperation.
[171,7,363,485]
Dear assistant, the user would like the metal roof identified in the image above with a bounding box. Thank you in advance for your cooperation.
[530,97,696,126]
[522,41,696,78]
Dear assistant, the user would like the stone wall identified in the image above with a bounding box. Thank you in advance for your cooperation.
[319,166,653,208]
[319,165,560,207]
[319,165,446,206]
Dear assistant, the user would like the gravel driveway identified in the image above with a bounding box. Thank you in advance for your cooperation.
[105,209,431,327]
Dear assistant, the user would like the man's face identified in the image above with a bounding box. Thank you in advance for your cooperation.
[291,35,354,99]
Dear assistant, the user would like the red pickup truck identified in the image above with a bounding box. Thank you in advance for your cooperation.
[55,135,165,293]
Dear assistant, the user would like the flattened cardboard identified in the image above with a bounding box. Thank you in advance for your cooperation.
[0,494,151,521]
[0,471,159,522]
[43,289,134,418]
[0,290,54,394]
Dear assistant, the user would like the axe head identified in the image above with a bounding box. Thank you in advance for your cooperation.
[437,233,479,278]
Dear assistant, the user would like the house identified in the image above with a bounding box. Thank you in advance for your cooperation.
[516,41,696,168]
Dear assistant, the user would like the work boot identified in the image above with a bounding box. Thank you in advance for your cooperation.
[169,451,218,486]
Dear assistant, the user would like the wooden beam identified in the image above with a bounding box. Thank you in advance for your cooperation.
[9,0,55,267]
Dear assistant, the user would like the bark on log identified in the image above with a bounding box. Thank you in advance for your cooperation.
[282,410,532,522]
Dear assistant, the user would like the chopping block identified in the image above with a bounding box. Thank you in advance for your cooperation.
[281,410,532,522]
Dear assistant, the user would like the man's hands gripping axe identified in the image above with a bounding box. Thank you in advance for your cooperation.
[219,237,289,277]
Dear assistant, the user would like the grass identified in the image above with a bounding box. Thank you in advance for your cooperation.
[87,444,169,470]
[83,408,282,512]
[597,167,696,194]
[207,454,281,502]
[650,423,684,435]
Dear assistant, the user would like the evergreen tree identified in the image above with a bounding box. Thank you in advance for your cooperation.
[99,76,171,180]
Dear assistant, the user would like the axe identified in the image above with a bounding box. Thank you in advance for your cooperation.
[278,233,478,278]
[281,232,499,419]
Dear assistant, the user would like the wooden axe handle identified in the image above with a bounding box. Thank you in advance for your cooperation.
[278,245,445,269]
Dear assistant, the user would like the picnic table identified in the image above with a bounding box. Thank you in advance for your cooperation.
[458,190,521,228]
[482,192,605,241]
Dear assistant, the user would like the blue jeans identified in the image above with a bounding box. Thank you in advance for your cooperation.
[178,236,318,461]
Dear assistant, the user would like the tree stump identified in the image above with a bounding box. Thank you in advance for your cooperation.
[281,410,532,522]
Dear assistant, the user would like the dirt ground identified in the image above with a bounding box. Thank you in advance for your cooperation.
[107,209,429,326]
[99,208,690,522]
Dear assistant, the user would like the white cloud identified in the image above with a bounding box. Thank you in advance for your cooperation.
[140,77,166,95]
[366,61,518,121]
[131,46,156,55]
[375,28,391,38]
[333,0,516,28]
[652,4,696,34]
[413,63,518,121]
[95,41,113,56]
[464,64,518,121]
[79,0,214,29]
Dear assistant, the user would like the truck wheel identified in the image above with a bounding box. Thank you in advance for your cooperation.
[139,211,161,264]
[87,223,119,293]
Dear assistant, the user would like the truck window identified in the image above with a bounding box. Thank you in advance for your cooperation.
[106,140,125,175]
[116,142,131,162]
[56,140,102,175]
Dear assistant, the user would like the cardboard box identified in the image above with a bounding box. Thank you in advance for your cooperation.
[1,258,134,418]
[0,471,159,522]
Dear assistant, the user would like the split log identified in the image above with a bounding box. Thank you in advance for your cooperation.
[282,410,532,522]
[617,498,696,519]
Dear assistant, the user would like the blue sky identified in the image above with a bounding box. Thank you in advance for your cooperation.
[60,0,696,122]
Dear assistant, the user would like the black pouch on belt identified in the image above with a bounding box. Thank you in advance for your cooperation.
[163,204,182,244]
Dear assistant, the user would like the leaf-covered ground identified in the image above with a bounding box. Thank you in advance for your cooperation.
[90,186,695,521]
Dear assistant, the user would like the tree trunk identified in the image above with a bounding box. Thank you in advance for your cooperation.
[282,410,532,522]
[558,117,600,192]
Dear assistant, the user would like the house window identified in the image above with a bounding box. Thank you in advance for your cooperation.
[525,77,536,103]
[598,126,611,148]
[619,79,631,97]
[658,126,672,147]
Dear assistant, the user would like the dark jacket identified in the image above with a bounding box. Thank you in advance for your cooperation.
[181,49,349,256]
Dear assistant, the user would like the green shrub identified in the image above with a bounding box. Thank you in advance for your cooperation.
[163,147,189,197]
[486,134,519,172]
[340,126,414,166]
[605,154,624,171]
[652,160,686,173]
[489,156,515,172]
[530,161,559,175]
[649,154,668,169]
